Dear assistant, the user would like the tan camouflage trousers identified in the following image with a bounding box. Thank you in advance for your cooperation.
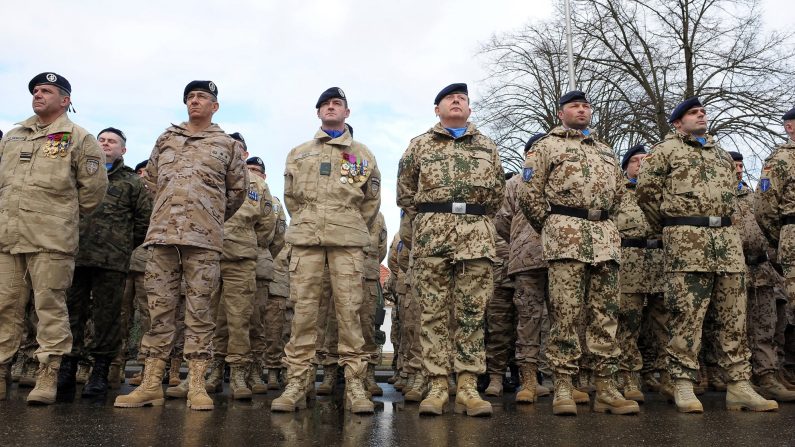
[313,267,335,365]
[253,280,289,369]
[249,280,267,364]
[665,272,751,381]
[546,260,620,377]
[140,245,219,361]
[0,252,75,365]
[209,259,256,365]
[414,256,492,376]
[399,289,423,374]
[390,301,400,371]
[638,294,668,373]
[747,285,785,376]
[282,246,368,381]
[513,270,548,368]
[618,293,643,372]
[318,279,381,366]
[486,284,516,375]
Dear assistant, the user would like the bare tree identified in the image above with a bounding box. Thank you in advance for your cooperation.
[477,0,795,176]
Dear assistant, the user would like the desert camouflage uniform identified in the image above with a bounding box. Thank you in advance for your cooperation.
[614,179,666,374]
[282,128,381,382]
[734,181,787,376]
[484,235,517,376]
[210,175,275,365]
[397,122,505,376]
[386,235,403,373]
[267,246,291,369]
[517,127,623,379]
[251,196,286,368]
[0,113,107,367]
[495,174,548,370]
[636,131,751,382]
[139,122,247,361]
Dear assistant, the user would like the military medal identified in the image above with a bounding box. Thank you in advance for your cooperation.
[340,176,348,184]
[347,177,354,184]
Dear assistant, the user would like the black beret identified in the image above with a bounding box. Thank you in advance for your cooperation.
[668,96,702,123]
[246,156,265,172]
[559,90,588,107]
[134,160,148,172]
[183,80,218,104]
[524,133,546,152]
[98,127,126,142]
[0,130,3,140]
[728,151,743,162]
[29,72,71,95]
[434,83,468,105]
[228,132,246,150]
[621,144,647,170]
[315,87,346,109]
[783,107,795,121]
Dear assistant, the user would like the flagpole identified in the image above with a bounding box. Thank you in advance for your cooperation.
[564,0,576,91]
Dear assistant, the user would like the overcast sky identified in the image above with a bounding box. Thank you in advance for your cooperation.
[1,0,789,240]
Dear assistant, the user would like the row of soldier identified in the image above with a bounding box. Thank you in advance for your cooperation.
[0,73,388,415]
[3,70,795,420]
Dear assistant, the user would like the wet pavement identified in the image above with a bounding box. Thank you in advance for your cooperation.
[2,379,795,447]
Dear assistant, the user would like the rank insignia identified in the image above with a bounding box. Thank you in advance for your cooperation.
[522,167,534,182]
[248,190,259,201]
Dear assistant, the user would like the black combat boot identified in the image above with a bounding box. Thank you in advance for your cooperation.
[56,356,78,400]
[82,356,111,397]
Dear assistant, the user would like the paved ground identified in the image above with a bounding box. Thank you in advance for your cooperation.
[2,378,795,447]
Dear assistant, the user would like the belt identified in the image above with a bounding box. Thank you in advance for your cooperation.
[621,238,663,249]
[662,216,732,228]
[782,215,795,226]
[745,253,769,266]
[549,204,609,221]
[417,202,487,215]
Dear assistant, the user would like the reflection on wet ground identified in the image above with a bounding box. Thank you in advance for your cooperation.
[2,380,795,446]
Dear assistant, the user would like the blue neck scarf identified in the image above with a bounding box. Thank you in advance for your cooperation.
[445,127,467,139]
[323,129,344,139]
[695,136,707,146]
[105,162,114,171]
[738,181,744,191]
[628,177,637,184]
[582,129,591,137]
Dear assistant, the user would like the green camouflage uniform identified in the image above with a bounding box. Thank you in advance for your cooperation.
[397,122,505,376]
[636,131,751,382]
[67,157,152,360]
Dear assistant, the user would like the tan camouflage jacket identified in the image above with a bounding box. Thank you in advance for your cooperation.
[0,113,107,255]
[284,128,381,248]
[143,122,247,252]
[256,195,287,281]
[221,176,276,261]
[615,181,664,294]
[636,131,743,273]
[493,233,512,287]
[396,122,505,261]
[387,234,403,295]
[495,174,546,275]
[364,212,388,280]
[755,139,795,265]
[518,127,623,264]
[737,183,780,287]
[269,245,290,298]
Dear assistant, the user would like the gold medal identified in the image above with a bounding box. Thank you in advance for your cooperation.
[341,166,348,175]
[347,177,354,184]
[59,148,67,157]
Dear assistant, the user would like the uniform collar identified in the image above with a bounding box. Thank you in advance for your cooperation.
[548,125,595,141]
[669,130,715,148]
[168,122,226,137]
[314,127,353,147]
[107,157,127,176]
[430,121,479,140]
[18,112,73,136]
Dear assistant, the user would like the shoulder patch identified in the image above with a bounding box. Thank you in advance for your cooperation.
[522,167,534,182]
[86,158,100,175]
[760,178,771,192]
[248,189,259,201]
